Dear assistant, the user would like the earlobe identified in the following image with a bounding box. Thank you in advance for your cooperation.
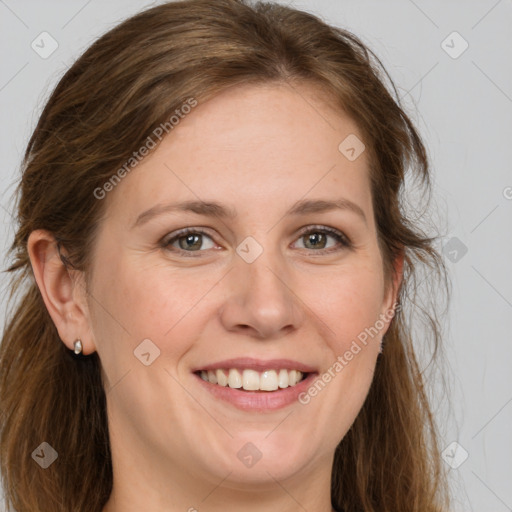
[27,230,95,355]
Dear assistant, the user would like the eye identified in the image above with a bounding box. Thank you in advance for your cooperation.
[161,228,217,255]
[160,225,352,257]
[292,226,352,253]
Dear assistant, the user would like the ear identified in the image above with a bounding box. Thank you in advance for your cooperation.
[27,230,96,355]
[381,246,405,330]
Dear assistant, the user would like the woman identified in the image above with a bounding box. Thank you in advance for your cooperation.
[0,0,451,510]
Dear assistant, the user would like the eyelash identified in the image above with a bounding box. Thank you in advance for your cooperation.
[160,225,352,257]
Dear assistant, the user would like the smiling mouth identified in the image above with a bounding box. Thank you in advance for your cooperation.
[195,368,308,392]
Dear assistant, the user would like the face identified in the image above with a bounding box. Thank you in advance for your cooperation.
[86,82,399,494]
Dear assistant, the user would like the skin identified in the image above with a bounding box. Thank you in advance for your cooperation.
[28,82,402,512]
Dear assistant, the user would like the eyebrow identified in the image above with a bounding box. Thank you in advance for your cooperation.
[132,197,367,228]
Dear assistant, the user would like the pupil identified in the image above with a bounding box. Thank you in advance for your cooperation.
[180,234,201,250]
[306,233,325,249]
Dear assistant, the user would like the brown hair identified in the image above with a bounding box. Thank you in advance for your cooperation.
[0,1,451,510]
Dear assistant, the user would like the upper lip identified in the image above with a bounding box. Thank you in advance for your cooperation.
[192,357,317,373]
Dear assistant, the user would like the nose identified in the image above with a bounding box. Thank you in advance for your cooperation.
[219,252,303,340]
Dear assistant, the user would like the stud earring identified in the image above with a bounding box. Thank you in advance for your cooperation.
[73,339,83,355]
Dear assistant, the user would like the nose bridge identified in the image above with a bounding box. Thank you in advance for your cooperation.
[219,239,301,338]
[236,231,285,292]
[247,253,288,306]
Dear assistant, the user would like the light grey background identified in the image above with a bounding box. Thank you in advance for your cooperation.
[1,1,511,511]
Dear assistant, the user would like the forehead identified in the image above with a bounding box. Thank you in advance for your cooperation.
[105,82,372,222]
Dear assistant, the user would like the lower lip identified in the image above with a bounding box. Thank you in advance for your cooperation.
[193,372,318,412]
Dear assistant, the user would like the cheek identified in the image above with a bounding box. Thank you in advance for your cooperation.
[310,259,386,352]
[299,272,384,442]
[90,255,219,362]
[301,261,384,405]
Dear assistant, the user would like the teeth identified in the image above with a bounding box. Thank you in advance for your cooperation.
[228,368,242,388]
[242,369,260,391]
[260,370,278,391]
[278,369,289,388]
[216,369,228,387]
[199,368,305,391]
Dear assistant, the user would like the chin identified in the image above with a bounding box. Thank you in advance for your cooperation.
[197,432,317,486]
